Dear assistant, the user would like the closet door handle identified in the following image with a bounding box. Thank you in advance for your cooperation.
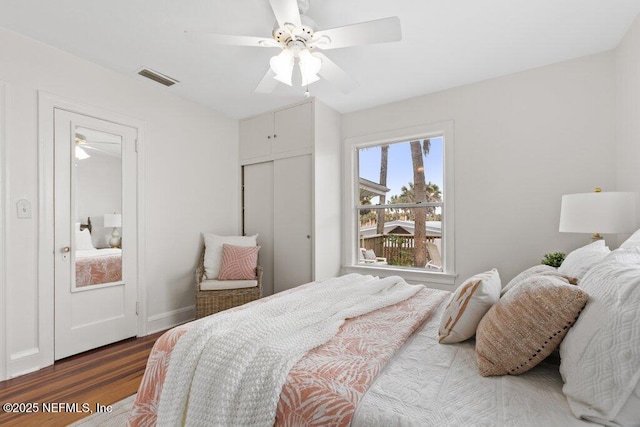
[61,246,70,253]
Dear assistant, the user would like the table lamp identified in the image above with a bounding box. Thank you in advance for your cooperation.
[559,188,637,241]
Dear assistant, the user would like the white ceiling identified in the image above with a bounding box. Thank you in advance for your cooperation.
[1,0,639,119]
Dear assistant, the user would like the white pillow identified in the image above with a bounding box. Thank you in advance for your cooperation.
[620,228,640,250]
[559,248,640,425]
[438,269,501,344]
[203,233,258,280]
[558,240,610,280]
[75,228,95,251]
[603,247,640,264]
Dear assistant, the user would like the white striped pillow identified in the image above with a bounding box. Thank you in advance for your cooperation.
[218,244,260,280]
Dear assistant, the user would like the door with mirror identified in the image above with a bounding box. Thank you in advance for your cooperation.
[54,109,138,360]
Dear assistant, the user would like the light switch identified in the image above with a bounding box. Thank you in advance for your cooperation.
[17,199,32,219]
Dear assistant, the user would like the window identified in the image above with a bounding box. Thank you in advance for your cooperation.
[344,122,455,283]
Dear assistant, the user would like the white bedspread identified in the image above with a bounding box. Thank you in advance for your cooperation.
[353,301,592,427]
[157,274,423,426]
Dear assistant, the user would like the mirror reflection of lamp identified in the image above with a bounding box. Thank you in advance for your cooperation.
[104,213,122,248]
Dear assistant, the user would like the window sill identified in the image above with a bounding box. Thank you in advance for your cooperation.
[342,264,457,290]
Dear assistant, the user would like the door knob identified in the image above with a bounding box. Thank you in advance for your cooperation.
[61,246,70,253]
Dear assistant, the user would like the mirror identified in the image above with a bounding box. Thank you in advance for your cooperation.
[72,127,123,289]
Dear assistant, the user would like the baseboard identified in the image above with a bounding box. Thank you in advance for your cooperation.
[8,347,44,379]
[146,305,195,335]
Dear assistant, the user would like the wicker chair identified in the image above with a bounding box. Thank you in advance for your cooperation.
[195,246,263,319]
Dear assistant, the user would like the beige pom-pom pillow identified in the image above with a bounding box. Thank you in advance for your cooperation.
[438,269,501,344]
[500,264,576,296]
[476,275,588,377]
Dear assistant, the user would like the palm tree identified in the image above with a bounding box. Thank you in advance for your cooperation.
[389,182,441,222]
[409,139,431,267]
[376,145,388,235]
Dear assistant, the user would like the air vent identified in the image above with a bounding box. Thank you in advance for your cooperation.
[137,67,179,87]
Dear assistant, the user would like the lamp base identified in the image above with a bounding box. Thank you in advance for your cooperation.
[109,227,121,248]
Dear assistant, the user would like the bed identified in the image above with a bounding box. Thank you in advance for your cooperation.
[128,260,640,426]
[75,248,122,287]
[75,218,122,287]
[128,230,640,426]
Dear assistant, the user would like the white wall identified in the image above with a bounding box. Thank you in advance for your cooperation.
[343,52,617,286]
[616,14,640,231]
[0,27,239,378]
[313,100,342,281]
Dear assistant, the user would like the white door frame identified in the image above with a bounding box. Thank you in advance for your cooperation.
[0,82,7,380]
[37,92,146,368]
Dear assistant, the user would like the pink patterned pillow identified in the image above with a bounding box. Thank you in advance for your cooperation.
[218,244,260,280]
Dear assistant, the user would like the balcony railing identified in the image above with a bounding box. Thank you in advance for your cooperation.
[360,234,439,267]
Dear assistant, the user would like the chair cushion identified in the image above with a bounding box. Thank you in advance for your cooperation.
[200,279,258,291]
[218,244,260,280]
[364,249,377,260]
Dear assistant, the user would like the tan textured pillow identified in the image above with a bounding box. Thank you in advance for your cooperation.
[476,275,588,377]
[500,264,577,296]
[438,269,501,344]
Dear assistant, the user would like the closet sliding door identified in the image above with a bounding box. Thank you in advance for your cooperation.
[243,155,312,296]
[273,155,312,293]
[243,162,274,296]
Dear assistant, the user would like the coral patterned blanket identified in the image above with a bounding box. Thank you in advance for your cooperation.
[127,275,448,427]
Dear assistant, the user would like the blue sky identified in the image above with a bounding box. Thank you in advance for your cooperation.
[359,137,443,200]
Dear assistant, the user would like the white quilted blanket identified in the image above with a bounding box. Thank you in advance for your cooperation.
[156,274,423,426]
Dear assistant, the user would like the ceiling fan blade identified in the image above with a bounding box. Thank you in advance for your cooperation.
[83,145,121,157]
[255,67,279,93]
[313,16,402,50]
[268,0,302,29]
[185,31,276,47]
[314,53,358,94]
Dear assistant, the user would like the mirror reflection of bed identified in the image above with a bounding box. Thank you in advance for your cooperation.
[73,126,123,289]
[75,217,122,287]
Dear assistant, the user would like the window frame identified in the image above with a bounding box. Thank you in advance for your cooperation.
[342,121,456,287]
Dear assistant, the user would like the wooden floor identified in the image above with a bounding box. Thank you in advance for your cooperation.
[0,331,164,426]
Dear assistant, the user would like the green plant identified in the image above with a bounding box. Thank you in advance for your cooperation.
[541,252,565,268]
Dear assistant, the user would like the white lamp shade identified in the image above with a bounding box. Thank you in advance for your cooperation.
[270,49,294,86]
[104,213,122,228]
[75,146,90,160]
[298,49,321,86]
[559,192,638,234]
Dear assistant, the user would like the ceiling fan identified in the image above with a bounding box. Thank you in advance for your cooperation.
[75,133,121,159]
[185,0,402,94]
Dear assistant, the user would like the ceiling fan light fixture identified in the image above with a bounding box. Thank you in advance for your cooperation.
[187,0,402,94]
[298,48,321,86]
[270,49,295,86]
[75,146,90,160]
